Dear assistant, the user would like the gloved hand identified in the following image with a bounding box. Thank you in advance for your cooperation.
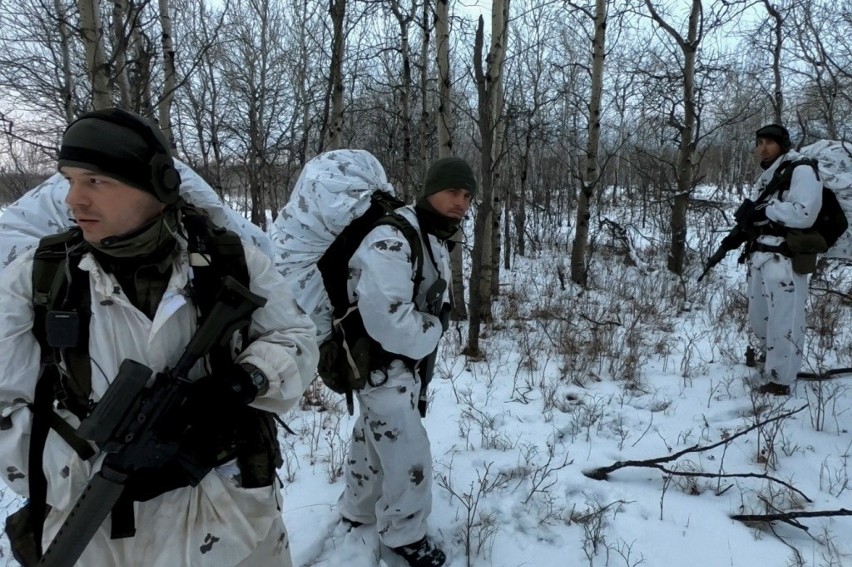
[178,363,269,459]
[221,363,269,405]
[749,205,769,226]
[734,198,756,225]
[189,363,269,413]
[439,303,451,333]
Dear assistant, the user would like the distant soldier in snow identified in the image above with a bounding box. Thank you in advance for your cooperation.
[715,124,822,396]
[337,157,477,567]
[0,108,318,566]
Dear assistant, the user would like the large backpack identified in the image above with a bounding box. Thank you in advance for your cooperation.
[315,192,424,406]
[270,150,425,411]
[767,158,849,250]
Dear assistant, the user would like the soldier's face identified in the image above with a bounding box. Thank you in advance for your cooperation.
[756,137,783,162]
[62,167,165,243]
[427,188,472,220]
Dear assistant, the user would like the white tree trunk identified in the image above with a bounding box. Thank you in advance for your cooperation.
[571,0,607,286]
[78,0,111,109]
[435,0,452,157]
[56,0,75,122]
[158,0,177,152]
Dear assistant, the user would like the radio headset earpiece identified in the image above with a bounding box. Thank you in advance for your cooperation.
[66,108,182,205]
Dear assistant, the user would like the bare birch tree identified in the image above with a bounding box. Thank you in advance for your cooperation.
[388,0,417,199]
[322,0,346,151]
[465,0,509,357]
[759,0,785,123]
[643,0,700,276]
[111,0,132,108]
[570,0,608,286]
[78,0,112,109]
[157,0,178,151]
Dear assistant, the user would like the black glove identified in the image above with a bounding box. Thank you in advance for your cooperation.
[734,199,756,225]
[749,205,769,226]
[223,363,269,405]
[439,303,450,333]
[178,364,269,464]
[720,231,744,251]
[188,363,268,414]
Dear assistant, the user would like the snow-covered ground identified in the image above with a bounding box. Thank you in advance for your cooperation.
[283,238,852,567]
[3,142,852,566]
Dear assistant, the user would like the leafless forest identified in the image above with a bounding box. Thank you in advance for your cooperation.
[1,0,851,339]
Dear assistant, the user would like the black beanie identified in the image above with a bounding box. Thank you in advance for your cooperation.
[58,108,180,204]
[421,157,477,199]
[755,124,792,152]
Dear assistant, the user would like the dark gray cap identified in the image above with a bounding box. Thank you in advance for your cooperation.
[58,108,180,204]
[755,123,792,152]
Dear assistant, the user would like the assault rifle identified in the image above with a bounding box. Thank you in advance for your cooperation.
[38,275,266,567]
[698,199,762,282]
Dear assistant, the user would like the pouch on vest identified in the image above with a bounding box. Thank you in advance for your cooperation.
[791,252,818,275]
[4,502,49,567]
[786,228,829,254]
[318,307,373,394]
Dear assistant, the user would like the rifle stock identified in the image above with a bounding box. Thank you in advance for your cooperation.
[38,276,266,567]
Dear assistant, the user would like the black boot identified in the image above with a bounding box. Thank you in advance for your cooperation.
[391,536,446,567]
[755,382,791,396]
[341,517,363,531]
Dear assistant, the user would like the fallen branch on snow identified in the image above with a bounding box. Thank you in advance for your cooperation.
[583,405,810,502]
[730,508,852,532]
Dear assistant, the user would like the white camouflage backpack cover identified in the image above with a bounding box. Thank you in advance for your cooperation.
[800,140,852,260]
[268,149,397,342]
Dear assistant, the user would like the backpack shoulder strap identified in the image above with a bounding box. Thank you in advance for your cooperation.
[28,228,94,558]
[32,228,93,415]
[181,206,250,326]
[374,211,425,300]
[181,206,251,357]
[318,192,408,314]
[762,158,820,202]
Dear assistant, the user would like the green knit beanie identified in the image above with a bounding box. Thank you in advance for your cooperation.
[421,157,477,199]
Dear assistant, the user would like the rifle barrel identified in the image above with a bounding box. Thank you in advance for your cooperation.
[39,467,127,567]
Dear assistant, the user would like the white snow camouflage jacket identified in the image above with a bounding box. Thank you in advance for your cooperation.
[0,233,318,566]
[752,150,823,256]
[349,205,450,363]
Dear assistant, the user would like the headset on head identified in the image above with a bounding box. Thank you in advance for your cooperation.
[66,108,182,205]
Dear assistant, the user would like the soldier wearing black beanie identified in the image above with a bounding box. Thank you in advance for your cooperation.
[755,123,792,153]
[58,108,181,205]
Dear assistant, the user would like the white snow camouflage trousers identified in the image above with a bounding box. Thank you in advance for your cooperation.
[338,360,432,548]
[747,252,809,386]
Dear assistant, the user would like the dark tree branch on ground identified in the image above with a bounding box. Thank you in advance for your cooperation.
[731,508,852,532]
[583,405,810,501]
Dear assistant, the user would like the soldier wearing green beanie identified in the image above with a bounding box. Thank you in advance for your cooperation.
[337,155,476,567]
[414,156,477,241]
[419,156,478,201]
